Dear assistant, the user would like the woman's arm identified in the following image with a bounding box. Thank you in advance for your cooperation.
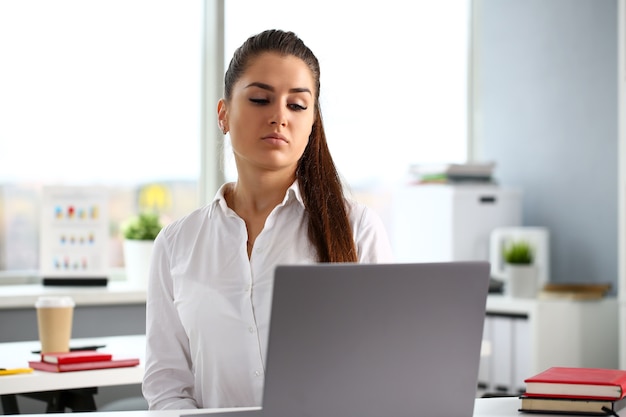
[142,229,199,410]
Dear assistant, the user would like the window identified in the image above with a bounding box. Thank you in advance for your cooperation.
[0,1,471,281]
[0,0,203,279]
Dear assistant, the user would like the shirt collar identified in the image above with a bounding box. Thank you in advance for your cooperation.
[283,180,305,207]
[210,180,305,217]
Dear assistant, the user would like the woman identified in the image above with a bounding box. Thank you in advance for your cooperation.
[142,29,393,410]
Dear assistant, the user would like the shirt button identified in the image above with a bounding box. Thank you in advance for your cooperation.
[254,370,262,377]
[248,326,255,333]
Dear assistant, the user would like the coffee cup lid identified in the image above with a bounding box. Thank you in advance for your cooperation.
[35,296,75,308]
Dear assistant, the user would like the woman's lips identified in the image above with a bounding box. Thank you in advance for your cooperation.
[262,132,288,145]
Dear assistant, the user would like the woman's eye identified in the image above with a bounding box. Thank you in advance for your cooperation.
[249,98,269,105]
[288,103,307,111]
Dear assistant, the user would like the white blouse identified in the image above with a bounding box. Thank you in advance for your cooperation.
[142,181,394,410]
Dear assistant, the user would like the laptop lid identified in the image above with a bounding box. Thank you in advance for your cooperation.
[184,261,490,417]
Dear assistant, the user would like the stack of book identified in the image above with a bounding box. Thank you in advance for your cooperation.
[538,283,612,301]
[408,162,496,184]
[28,350,140,372]
[520,367,626,416]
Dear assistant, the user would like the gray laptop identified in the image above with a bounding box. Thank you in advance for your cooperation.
[184,261,490,417]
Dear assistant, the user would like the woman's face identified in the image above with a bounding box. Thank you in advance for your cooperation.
[218,52,316,177]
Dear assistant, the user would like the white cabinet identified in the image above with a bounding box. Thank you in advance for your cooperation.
[480,295,619,394]
[489,315,515,390]
[391,185,521,263]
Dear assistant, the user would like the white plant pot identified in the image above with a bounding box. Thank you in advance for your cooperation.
[504,264,538,298]
[123,239,154,288]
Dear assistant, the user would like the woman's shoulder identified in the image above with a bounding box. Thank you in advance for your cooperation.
[344,198,386,231]
[160,204,213,237]
[344,198,374,218]
[164,182,231,232]
[344,198,394,262]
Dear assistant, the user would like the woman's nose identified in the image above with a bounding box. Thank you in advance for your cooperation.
[269,104,287,127]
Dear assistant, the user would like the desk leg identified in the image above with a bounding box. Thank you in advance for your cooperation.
[53,389,97,412]
[1,395,19,415]
[20,388,98,413]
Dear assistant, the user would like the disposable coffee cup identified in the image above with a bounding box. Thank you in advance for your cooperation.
[35,296,75,353]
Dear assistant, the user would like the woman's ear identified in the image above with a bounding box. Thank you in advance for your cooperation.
[217,99,228,134]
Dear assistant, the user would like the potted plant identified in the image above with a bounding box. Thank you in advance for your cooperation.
[503,240,538,298]
[121,212,163,287]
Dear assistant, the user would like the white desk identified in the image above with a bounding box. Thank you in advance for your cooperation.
[0,334,145,396]
[0,397,533,417]
[0,335,145,413]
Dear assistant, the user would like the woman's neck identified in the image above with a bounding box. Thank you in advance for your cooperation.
[225,172,296,257]
[226,171,295,217]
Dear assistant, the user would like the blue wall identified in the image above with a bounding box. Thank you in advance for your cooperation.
[474,0,619,293]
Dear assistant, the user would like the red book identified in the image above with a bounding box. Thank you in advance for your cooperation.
[41,350,113,364]
[28,358,139,373]
[524,367,626,400]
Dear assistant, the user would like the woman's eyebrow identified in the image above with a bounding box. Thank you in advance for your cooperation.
[245,82,312,95]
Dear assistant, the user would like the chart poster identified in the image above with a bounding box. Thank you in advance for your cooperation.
[40,186,109,285]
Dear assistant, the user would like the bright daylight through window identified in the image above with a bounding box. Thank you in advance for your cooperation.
[0,0,469,282]
[0,0,203,279]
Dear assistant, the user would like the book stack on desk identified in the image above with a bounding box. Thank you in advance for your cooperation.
[519,367,626,415]
[28,350,139,372]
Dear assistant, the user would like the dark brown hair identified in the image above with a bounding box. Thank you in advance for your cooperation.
[224,29,357,263]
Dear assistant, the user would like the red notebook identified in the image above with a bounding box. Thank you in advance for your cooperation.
[29,358,139,373]
[41,350,113,364]
[524,367,626,400]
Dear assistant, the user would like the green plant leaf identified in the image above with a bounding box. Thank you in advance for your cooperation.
[503,240,534,264]
[121,212,163,240]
